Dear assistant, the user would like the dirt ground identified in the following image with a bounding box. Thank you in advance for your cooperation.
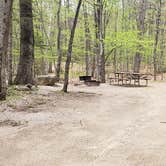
[0,82,166,166]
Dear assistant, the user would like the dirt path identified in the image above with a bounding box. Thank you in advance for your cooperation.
[0,82,166,166]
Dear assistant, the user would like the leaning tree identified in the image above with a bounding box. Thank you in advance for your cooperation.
[63,0,83,92]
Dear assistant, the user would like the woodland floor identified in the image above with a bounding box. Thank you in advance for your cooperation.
[0,82,166,166]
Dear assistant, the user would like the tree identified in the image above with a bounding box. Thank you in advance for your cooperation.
[15,0,34,85]
[94,0,105,82]
[0,0,13,100]
[7,4,13,85]
[83,2,91,76]
[63,0,83,92]
[56,0,62,81]
[134,0,146,73]
[153,0,162,80]
[97,0,105,83]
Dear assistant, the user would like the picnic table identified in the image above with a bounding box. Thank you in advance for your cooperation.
[114,72,130,85]
[109,72,151,86]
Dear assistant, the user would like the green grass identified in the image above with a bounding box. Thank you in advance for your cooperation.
[6,86,26,101]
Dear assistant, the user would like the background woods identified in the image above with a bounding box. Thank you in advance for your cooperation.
[0,0,166,99]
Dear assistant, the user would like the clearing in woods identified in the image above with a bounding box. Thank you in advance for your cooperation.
[0,82,166,166]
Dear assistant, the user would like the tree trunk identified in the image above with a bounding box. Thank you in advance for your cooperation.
[96,0,105,82]
[153,0,162,80]
[113,9,118,73]
[48,62,53,73]
[133,0,146,73]
[159,15,165,77]
[83,2,91,76]
[0,0,13,100]
[56,0,62,81]
[94,3,99,80]
[7,7,13,85]
[15,0,34,85]
[134,52,141,73]
[63,0,83,92]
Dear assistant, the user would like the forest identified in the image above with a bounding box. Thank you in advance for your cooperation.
[0,0,165,99]
[0,0,166,165]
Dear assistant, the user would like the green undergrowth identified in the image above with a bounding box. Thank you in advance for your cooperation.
[6,86,26,101]
[6,86,38,101]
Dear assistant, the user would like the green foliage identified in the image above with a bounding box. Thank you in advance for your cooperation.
[12,0,166,75]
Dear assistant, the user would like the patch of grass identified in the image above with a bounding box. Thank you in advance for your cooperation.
[6,86,26,101]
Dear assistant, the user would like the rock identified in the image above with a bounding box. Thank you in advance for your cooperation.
[15,85,31,91]
[37,75,57,86]
[15,84,36,91]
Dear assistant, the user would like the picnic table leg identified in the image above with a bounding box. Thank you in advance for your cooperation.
[125,79,127,85]
[118,74,120,85]
[109,79,112,85]
[129,79,132,85]
[110,78,115,85]
[113,79,114,85]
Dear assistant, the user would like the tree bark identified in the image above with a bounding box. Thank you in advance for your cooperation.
[133,0,146,73]
[96,0,105,82]
[153,0,162,80]
[0,0,13,100]
[63,0,83,92]
[56,0,62,81]
[113,9,118,73]
[15,0,34,85]
[7,6,13,85]
[94,3,99,80]
[83,2,91,76]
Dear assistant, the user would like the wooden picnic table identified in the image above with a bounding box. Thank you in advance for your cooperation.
[114,72,131,85]
[130,73,142,85]
[109,72,150,86]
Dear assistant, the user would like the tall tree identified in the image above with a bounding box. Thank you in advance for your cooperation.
[153,0,162,80]
[56,0,62,81]
[0,0,13,100]
[63,0,83,92]
[15,0,34,84]
[94,0,105,82]
[134,0,146,73]
[7,13,13,85]
[83,2,91,76]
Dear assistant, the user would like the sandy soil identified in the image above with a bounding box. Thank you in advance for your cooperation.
[0,82,166,166]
